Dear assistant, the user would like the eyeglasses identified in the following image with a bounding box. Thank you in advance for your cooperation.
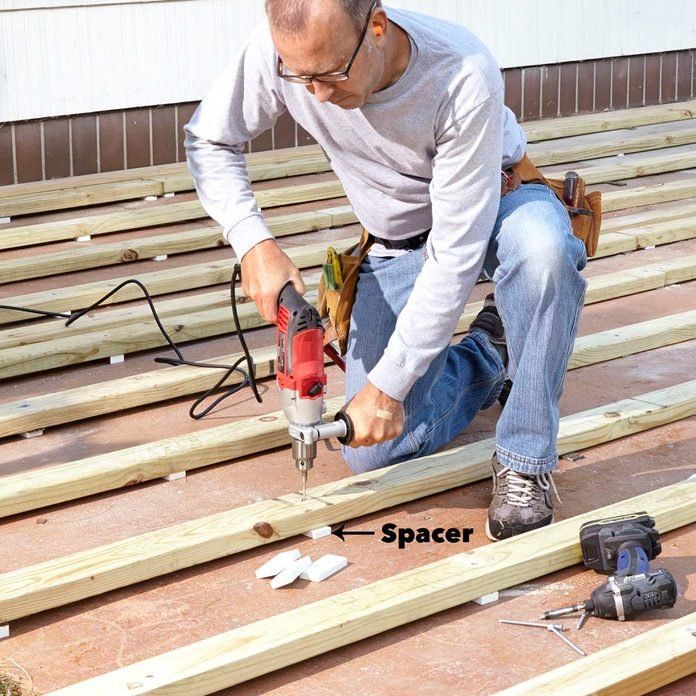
[277,1,377,84]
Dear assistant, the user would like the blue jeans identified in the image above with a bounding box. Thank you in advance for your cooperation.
[343,183,588,475]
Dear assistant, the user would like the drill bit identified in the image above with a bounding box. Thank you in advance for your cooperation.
[301,469,308,501]
[540,603,585,620]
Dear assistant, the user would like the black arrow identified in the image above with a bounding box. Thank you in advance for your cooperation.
[332,523,376,541]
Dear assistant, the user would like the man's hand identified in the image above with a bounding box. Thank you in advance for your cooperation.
[344,381,405,448]
[241,239,306,323]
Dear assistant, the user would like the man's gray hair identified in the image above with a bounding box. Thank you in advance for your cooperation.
[266,0,382,35]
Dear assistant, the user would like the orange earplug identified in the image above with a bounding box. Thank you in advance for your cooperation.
[374,26,383,37]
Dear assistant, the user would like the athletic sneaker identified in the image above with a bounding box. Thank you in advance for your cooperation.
[486,454,558,541]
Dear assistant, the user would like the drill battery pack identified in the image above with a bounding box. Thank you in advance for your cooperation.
[579,512,661,575]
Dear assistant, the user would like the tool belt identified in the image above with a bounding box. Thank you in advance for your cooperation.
[318,154,602,356]
[317,229,374,356]
[506,154,602,258]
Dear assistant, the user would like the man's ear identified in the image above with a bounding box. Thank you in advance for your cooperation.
[372,9,388,40]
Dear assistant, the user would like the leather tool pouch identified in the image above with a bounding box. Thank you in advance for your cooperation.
[318,228,374,356]
[509,154,603,257]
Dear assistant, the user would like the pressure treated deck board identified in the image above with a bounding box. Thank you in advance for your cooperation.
[3,307,694,441]
[46,477,696,695]
[544,144,696,185]
[0,195,351,285]
[0,180,346,251]
[1,100,693,231]
[0,154,332,217]
[1,251,693,380]
[568,310,696,369]
[601,177,696,213]
[1,191,693,334]
[2,309,694,510]
[0,381,694,625]
[526,119,696,167]
[0,210,356,326]
[0,145,322,200]
[1,179,693,328]
[9,176,688,257]
[0,100,688,204]
[7,236,694,352]
[522,99,696,142]
[494,611,696,696]
[5,155,692,286]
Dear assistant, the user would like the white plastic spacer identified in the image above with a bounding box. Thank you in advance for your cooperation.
[109,354,125,365]
[144,195,158,202]
[163,192,175,198]
[163,471,186,482]
[271,555,313,589]
[0,217,11,224]
[303,526,332,540]
[153,255,168,262]
[300,554,348,582]
[644,245,656,250]
[473,591,499,606]
[0,625,9,639]
[20,429,44,439]
[255,549,301,579]
[75,235,92,242]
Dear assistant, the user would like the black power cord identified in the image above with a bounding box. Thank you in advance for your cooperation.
[1,264,263,419]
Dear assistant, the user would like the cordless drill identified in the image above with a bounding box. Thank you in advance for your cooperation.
[276,282,353,500]
[542,513,678,627]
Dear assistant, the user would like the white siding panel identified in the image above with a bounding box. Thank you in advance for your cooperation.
[0,0,266,121]
[1,0,694,122]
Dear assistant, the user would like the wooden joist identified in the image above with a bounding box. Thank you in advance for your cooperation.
[1,251,694,380]
[1,309,694,442]
[46,478,696,695]
[494,611,696,695]
[0,381,694,625]
[3,310,694,511]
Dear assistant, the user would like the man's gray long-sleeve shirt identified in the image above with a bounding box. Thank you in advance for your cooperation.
[185,7,527,402]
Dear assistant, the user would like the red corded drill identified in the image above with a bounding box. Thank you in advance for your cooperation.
[276,282,353,500]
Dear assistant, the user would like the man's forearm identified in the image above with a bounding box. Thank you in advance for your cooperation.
[184,131,273,260]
